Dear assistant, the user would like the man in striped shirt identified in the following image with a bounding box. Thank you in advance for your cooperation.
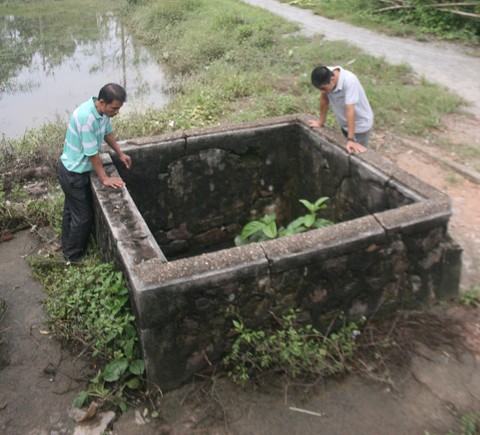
[58,83,131,263]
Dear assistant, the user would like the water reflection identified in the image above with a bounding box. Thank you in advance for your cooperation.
[0,10,169,139]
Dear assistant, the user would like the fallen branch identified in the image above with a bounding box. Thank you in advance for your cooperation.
[443,9,480,19]
[375,2,480,16]
[289,407,324,417]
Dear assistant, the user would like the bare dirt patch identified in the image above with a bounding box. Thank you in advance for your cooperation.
[373,114,480,290]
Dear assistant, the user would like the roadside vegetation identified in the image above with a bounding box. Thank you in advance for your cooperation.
[0,0,478,413]
[279,0,480,45]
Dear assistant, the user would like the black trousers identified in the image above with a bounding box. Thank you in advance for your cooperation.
[58,161,94,262]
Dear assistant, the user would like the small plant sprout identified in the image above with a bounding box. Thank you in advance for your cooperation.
[234,213,278,246]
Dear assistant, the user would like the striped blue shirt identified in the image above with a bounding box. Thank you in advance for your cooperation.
[60,97,113,173]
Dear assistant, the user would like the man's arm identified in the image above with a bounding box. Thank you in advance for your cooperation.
[88,133,131,189]
[104,132,131,169]
[309,93,329,128]
[345,104,366,154]
[89,154,125,189]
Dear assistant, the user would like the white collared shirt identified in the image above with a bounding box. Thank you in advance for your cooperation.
[327,66,374,134]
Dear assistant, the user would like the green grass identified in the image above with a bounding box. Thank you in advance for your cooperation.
[278,0,480,44]
[435,137,480,166]
[1,0,467,186]
[115,0,464,139]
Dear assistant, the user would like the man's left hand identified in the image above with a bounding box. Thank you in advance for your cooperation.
[119,153,132,170]
[346,140,367,154]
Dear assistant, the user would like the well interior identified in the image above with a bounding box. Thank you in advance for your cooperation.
[92,115,461,391]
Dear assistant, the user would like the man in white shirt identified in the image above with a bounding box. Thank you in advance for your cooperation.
[309,65,374,154]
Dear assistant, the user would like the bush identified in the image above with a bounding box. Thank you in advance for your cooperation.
[223,309,363,386]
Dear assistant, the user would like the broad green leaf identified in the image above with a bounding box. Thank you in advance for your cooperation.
[299,199,314,212]
[287,216,306,230]
[73,391,89,408]
[241,221,266,239]
[125,323,137,337]
[314,196,330,209]
[262,220,277,239]
[260,213,276,224]
[123,339,134,359]
[125,376,142,390]
[314,218,334,228]
[103,358,129,382]
[303,214,316,228]
[129,359,145,375]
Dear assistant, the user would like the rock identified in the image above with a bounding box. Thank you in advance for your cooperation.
[73,410,115,435]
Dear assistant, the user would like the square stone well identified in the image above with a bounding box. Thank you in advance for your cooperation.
[91,114,462,392]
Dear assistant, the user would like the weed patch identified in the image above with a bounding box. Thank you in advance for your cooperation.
[223,307,467,390]
[223,310,361,386]
[0,181,63,236]
[30,257,144,411]
[458,285,480,308]
[279,0,480,44]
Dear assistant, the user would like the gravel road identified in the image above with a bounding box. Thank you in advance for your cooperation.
[242,0,480,120]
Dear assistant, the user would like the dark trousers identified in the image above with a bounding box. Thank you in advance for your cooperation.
[58,161,94,262]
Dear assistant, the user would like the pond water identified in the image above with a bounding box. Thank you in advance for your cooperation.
[0,6,169,139]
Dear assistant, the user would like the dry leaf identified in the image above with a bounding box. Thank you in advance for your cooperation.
[68,402,98,423]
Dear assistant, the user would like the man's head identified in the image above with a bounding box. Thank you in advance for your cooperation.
[96,83,127,117]
[311,66,335,93]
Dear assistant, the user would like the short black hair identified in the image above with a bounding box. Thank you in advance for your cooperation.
[98,83,127,104]
[311,66,333,88]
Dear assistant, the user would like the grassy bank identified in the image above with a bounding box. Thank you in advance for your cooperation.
[0,0,466,190]
[114,0,463,140]
[0,0,468,234]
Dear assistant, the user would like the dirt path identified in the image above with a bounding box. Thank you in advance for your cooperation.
[382,135,480,290]
[241,0,480,120]
[0,231,92,434]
